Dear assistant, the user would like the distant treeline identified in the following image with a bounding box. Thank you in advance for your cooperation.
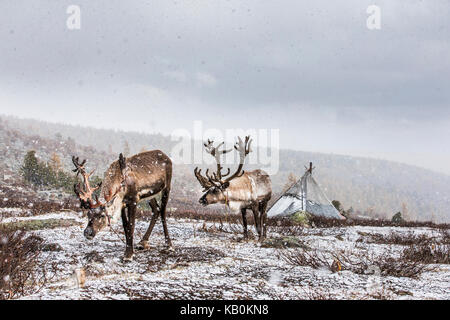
[2,115,449,223]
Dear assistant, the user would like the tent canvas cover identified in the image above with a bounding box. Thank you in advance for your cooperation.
[267,163,345,220]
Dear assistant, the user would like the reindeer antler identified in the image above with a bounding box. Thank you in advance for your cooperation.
[193,167,217,191]
[193,136,252,190]
[222,136,252,183]
[203,139,233,181]
[72,156,103,209]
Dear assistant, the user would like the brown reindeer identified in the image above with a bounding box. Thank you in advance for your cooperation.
[72,151,173,262]
[194,136,272,241]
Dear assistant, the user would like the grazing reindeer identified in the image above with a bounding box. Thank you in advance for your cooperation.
[194,136,272,241]
[72,151,173,262]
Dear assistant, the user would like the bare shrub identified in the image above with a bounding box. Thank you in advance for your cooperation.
[278,247,332,270]
[261,236,307,249]
[269,219,305,237]
[253,281,286,300]
[335,249,432,278]
[371,256,430,278]
[401,243,449,264]
[359,232,436,246]
[167,207,449,231]
[280,247,431,278]
[308,215,449,229]
[0,226,58,299]
[440,228,450,244]
[0,184,79,218]
[196,217,246,236]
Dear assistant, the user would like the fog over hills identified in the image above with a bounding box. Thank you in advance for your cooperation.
[1,114,449,223]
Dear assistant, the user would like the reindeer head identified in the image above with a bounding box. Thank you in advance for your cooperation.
[194,136,252,206]
[72,156,106,239]
[72,154,127,240]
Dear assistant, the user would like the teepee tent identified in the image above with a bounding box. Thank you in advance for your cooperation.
[267,163,345,220]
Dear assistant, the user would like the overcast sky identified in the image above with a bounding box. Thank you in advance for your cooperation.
[0,1,449,174]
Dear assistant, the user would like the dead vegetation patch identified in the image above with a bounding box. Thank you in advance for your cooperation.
[142,246,226,273]
[165,208,450,232]
[357,231,437,246]
[112,279,233,300]
[84,250,105,264]
[356,230,449,265]
[41,243,63,252]
[0,184,79,218]
[279,246,433,279]
[0,226,59,299]
[1,218,81,232]
[196,219,244,236]
[401,243,449,264]
[261,236,309,249]
[308,215,449,229]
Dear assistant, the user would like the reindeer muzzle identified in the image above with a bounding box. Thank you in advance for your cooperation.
[84,227,96,240]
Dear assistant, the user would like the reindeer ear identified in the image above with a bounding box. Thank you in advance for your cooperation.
[119,153,126,172]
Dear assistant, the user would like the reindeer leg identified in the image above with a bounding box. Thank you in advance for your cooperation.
[123,203,136,262]
[137,199,160,250]
[121,206,131,261]
[259,201,268,240]
[159,189,173,250]
[252,204,262,241]
[121,206,128,228]
[241,208,248,240]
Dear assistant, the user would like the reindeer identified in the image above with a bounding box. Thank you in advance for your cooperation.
[72,151,173,262]
[194,136,272,241]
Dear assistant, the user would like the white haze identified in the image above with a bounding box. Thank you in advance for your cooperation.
[0,0,449,174]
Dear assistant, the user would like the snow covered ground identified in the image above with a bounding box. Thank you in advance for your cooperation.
[3,211,449,300]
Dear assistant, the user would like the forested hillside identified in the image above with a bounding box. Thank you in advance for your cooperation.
[1,115,449,222]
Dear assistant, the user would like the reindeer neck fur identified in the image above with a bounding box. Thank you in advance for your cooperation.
[224,169,271,212]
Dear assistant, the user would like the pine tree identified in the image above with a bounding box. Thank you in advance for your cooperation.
[332,200,343,212]
[20,150,41,185]
[392,211,404,223]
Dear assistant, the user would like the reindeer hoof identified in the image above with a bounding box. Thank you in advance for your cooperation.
[162,245,175,253]
[123,254,134,262]
[136,241,150,250]
[123,250,134,262]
